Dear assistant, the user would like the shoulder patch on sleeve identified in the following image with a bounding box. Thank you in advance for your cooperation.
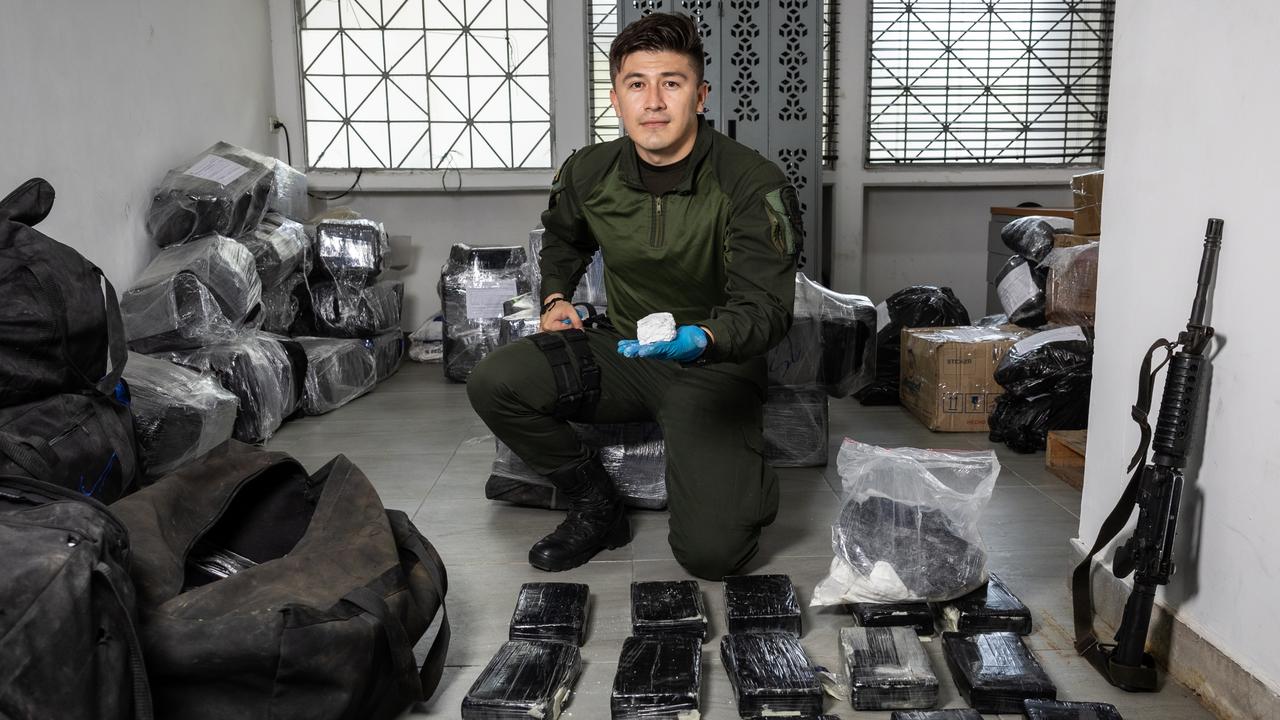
[548,148,577,209]
[763,185,805,260]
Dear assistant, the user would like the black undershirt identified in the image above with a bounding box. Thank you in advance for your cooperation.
[638,153,691,197]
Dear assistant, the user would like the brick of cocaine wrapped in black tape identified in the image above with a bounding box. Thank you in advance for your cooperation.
[724,574,802,636]
[160,333,300,444]
[847,602,936,636]
[146,142,275,247]
[238,212,308,287]
[362,329,406,382]
[890,711,983,720]
[461,640,582,720]
[941,631,1056,714]
[122,235,263,353]
[1023,699,1124,720]
[509,582,590,646]
[314,218,388,284]
[721,632,823,718]
[932,572,1032,635]
[122,353,237,479]
[441,243,531,382]
[841,626,938,710]
[294,337,376,415]
[631,581,707,639]
[611,635,701,720]
[763,385,828,468]
[310,280,403,337]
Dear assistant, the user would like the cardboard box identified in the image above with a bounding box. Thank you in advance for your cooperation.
[1046,241,1099,326]
[1052,233,1097,249]
[900,326,1032,432]
[1070,170,1104,235]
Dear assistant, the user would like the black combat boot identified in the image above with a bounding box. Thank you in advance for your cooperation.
[528,455,631,572]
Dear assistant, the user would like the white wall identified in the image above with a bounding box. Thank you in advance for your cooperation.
[0,0,276,288]
[1078,0,1280,695]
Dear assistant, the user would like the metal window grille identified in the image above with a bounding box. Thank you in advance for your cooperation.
[822,0,839,167]
[867,0,1114,165]
[297,0,552,170]
[589,1,621,143]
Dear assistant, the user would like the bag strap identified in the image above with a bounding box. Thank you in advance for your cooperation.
[23,259,126,396]
[528,329,601,421]
[343,586,422,695]
[0,432,59,480]
[386,509,451,699]
[93,563,154,720]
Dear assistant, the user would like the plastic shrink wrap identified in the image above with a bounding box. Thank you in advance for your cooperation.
[122,352,236,479]
[528,227,607,306]
[160,333,300,444]
[1044,242,1100,327]
[461,639,582,720]
[487,422,667,510]
[794,273,877,397]
[941,631,1056,714]
[841,626,938,710]
[294,337,376,415]
[847,602,935,636]
[363,329,406,382]
[259,271,307,335]
[1023,699,1124,720]
[408,314,445,363]
[611,635,701,720]
[813,440,998,605]
[508,582,590,647]
[1000,216,1060,263]
[146,142,276,247]
[238,212,308,287]
[310,280,403,338]
[989,326,1093,453]
[499,307,541,346]
[313,218,388,284]
[441,243,531,382]
[995,255,1048,327]
[763,385,828,468]
[720,632,823,718]
[857,286,970,405]
[631,580,707,639]
[890,710,982,720]
[723,574,802,636]
[932,572,1032,635]
[122,235,263,353]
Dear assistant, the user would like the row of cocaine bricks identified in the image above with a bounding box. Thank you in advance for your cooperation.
[460,574,1125,719]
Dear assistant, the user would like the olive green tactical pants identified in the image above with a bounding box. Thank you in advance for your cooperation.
[467,327,779,580]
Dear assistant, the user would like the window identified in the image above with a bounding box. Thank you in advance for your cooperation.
[867,0,1115,165]
[297,0,552,170]
[822,0,839,167]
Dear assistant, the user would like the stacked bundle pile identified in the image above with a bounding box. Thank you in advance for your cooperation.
[440,243,532,382]
[988,326,1094,452]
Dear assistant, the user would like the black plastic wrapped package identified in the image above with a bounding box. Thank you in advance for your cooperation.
[363,330,406,382]
[767,315,823,386]
[941,631,1056,713]
[314,218,388,284]
[294,337,376,415]
[528,227,606,306]
[994,255,1049,327]
[1000,216,1059,263]
[238,212,308,287]
[841,626,938,710]
[265,158,308,221]
[631,581,707,639]
[508,582,590,646]
[611,634,701,720]
[856,286,970,405]
[310,280,403,337]
[499,307,541,345]
[146,142,275,247]
[848,602,936,636]
[723,574,802,636]
[794,273,877,397]
[720,632,823,718]
[122,235,263,353]
[121,352,237,479]
[159,333,299,444]
[1024,699,1124,720]
[763,385,828,468]
[259,271,307,335]
[441,243,532,382]
[890,711,983,720]
[932,573,1032,635]
[989,326,1094,452]
[461,639,582,720]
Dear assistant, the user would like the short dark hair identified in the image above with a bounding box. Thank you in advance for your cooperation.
[609,12,705,83]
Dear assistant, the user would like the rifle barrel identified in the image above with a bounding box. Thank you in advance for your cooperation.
[1189,218,1224,328]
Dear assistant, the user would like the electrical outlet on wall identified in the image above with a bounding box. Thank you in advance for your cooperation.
[268,115,281,134]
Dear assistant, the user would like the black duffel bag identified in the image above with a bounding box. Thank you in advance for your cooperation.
[0,476,153,720]
[111,442,449,720]
[0,178,127,406]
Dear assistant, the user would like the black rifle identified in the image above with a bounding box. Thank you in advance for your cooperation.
[1072,218,1223,692]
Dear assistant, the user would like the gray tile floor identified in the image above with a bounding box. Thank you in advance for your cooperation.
[267,362,1215,719]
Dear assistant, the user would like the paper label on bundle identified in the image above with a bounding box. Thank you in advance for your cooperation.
[875,301,890,331]
[996,262,1037,313]
[465,280,518,320]
[184,154,251,186]
[1011,325,1087,356]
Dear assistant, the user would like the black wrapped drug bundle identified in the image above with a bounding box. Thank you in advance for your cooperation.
[847,602,936,636]
[856,286,970,405]
[146,142,276,248]
[159,333,301,444]
[611,635,701,720]
[764,300,827,468]
[795,273,877,398]
[310,280,403,338]
[121,235,263,353]
[1001,216,1059,263]
[294,337,376,415]
[994,255,1050,327]
[528,227,607,307]
[631,581,707,639]
[721,632,823,717]
[259,271,307,335]
[841,626,939,710]
[121,352,237,479]
[461,640,582,720]
[941,631,1057,713]
[931,572,1032,635]
[890,711,983,720]
[1024,699,1125,720]
[723,574,802,636]
[988,326,1094,453]
[314,218,387,284]
[362,329,406,382]
[440,243,531,382]
[508,582,590,646]
[237,212,308,288]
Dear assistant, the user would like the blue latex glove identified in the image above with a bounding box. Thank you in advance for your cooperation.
[558,305,590,325]
[617,325,709,362]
